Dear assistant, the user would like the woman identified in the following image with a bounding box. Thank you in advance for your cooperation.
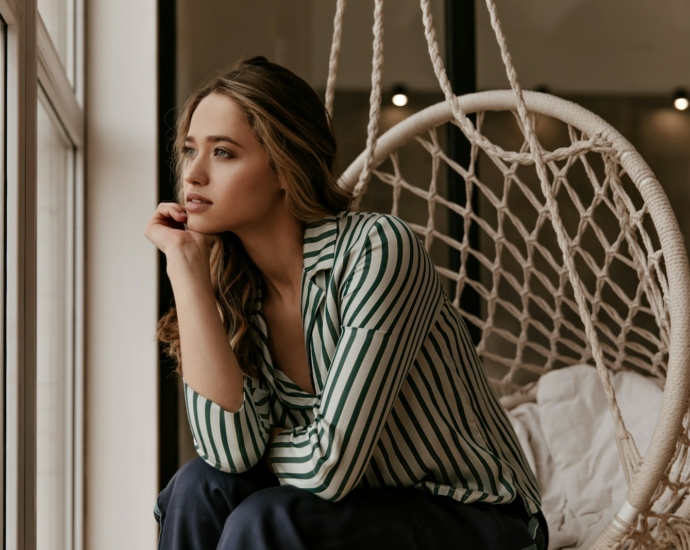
[146,56,548,550]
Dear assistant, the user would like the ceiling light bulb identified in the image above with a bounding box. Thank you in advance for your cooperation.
[391,84,409,108]
[674,88,689,111]
[392,93,408,107]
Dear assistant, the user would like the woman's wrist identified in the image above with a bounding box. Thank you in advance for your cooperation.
[165,246,211,280]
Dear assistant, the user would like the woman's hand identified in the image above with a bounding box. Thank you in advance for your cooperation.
[144,202,215,259]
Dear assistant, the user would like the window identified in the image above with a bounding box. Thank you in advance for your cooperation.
[36,89,76,550]
[37,0,74,82]
[4,0,84,549]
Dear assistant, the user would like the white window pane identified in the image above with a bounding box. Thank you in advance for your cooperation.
[38,0,73,80]
[36,95,74,550]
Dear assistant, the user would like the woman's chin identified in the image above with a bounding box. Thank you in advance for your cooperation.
[185,220,217,235]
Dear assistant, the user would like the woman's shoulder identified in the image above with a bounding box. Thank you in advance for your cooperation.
[322,211,427,275]
[305,210,424,268]
[332,210,418,243]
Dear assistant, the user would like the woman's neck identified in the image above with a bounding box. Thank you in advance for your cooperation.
[237,210,304,303]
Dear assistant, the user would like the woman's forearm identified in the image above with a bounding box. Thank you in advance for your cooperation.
[167,250,245,412]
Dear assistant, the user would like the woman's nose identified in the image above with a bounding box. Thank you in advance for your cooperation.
[183,157,209,186]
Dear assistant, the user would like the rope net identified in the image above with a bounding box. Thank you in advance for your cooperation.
[355,110,668,395]
[351,108,690,547]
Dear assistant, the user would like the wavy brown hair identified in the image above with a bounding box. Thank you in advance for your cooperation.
[157,56,353,377]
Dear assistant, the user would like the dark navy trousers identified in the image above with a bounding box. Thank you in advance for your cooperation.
[154,457,548,550]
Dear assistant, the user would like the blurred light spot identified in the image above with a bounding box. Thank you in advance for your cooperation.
[391,84,409,107]
[392,93,408,107]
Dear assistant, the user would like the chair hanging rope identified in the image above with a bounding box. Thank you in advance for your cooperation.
[325,0,346,117]
[352,0,384,209]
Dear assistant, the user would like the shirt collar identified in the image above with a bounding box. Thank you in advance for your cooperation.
[302,214,339,281]
[248,213,341,314]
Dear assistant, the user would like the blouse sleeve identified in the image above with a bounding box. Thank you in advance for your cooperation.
[183,374,271,473]
[269,215,444,501]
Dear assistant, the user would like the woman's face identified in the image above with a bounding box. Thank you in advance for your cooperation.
[181,92,284,235]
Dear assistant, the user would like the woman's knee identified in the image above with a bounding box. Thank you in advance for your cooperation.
[156,458,219,515]
[155,457,279,519]
[220,485,308,543]
[231,485,298,517]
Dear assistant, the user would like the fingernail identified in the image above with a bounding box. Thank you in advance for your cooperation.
[180,210,187,217]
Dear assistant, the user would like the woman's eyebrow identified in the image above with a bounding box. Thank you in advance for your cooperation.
[184,135,244,148]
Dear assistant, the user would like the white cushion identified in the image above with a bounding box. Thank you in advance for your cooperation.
[508,364,663,549]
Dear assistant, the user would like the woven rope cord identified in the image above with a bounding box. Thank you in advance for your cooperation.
[351,0,384,210]
[325,0,346,117]
[417,0,539,173]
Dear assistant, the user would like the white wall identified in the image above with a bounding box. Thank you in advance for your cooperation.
[86,0,159,547]
[477,0,690,93]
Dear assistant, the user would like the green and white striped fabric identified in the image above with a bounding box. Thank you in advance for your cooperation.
[183,211,542,517]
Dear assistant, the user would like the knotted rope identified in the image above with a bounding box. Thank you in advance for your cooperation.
[325,0,346,117]
[351,0,384,209]
[325,0,384,209]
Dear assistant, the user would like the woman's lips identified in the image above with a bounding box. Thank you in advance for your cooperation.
[185,200,212,213]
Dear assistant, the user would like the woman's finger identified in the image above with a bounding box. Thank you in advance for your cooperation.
[153,201,187,223]
[144,202,191,252]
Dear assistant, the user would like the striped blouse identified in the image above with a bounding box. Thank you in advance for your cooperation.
[183,210,542,518]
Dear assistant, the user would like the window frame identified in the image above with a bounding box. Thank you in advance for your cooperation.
[3,0,85,548]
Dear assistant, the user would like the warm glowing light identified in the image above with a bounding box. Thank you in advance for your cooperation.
[674,88,689,111]
[392,93,408,107]
[674,97,689,111]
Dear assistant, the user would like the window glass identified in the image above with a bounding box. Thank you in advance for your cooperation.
[38,0,73,80]
[36,93,74,550]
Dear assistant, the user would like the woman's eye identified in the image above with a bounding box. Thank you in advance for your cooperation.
[182,147,196,158]
[215,148,233,159]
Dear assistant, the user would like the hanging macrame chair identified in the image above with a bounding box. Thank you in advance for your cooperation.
[326,0,690,548]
